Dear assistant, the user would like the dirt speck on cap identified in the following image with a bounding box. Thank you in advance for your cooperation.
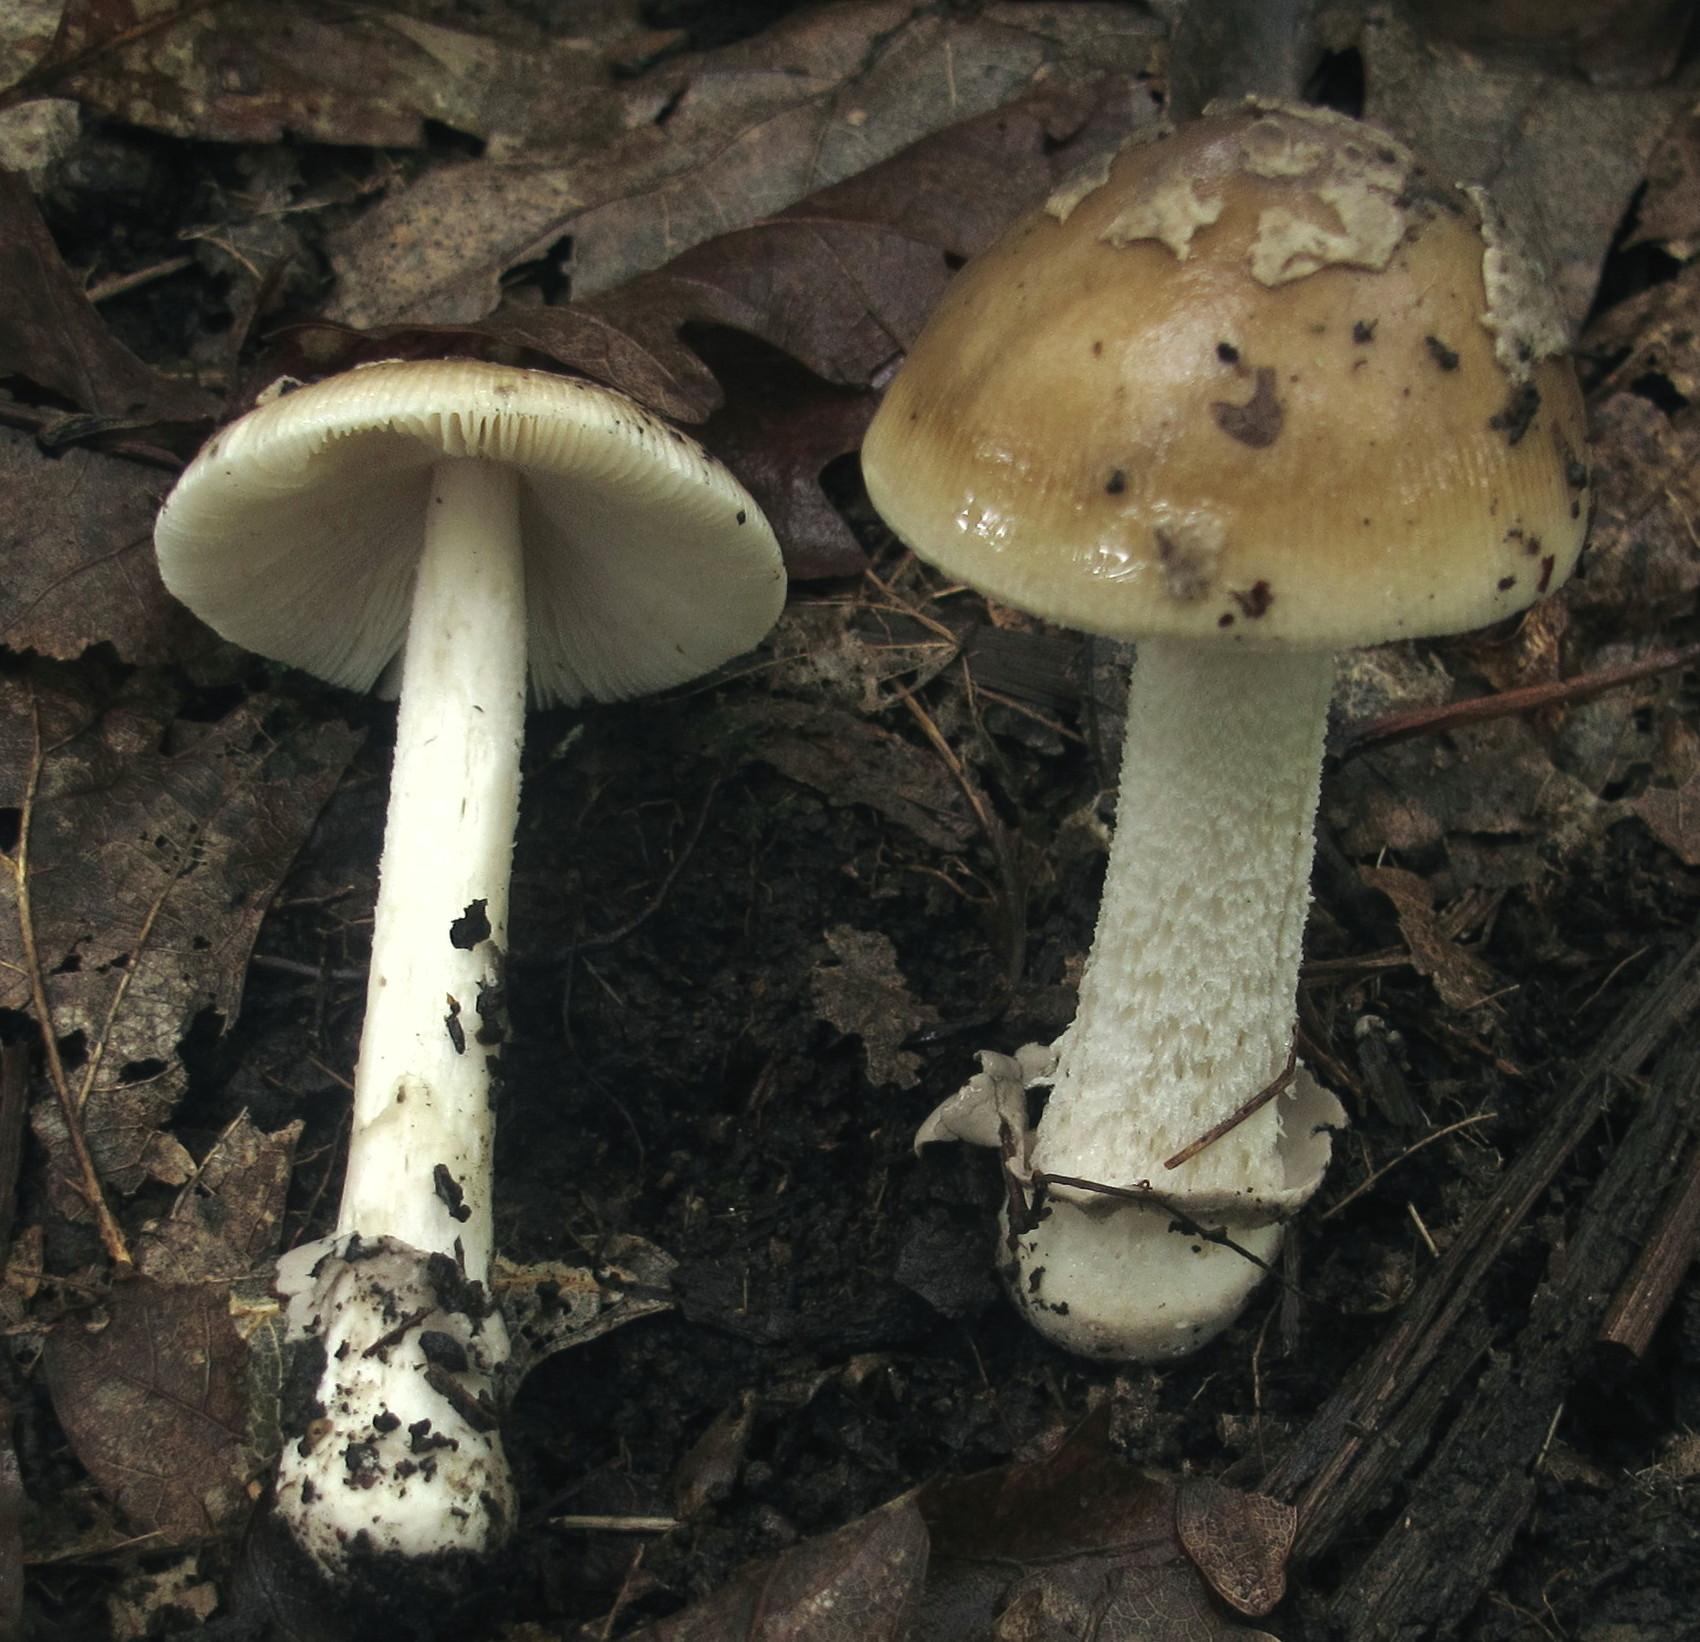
[1212,366,1283,448]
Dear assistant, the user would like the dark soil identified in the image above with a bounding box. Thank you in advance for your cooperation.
[7,4,1700,1639]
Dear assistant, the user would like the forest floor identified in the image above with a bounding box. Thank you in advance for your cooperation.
[3,2,1700,1639]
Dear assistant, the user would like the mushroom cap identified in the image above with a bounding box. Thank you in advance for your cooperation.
[155,360,786,705]
[861,104,1589,649]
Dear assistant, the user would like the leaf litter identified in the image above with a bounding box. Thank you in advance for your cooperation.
[4,0,1700,1638]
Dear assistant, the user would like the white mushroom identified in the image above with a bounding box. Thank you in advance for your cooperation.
[864,104,1589,1360]
[155,359,785,1575]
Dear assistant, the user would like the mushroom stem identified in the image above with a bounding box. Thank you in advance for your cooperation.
[339,456,527,1278]
[274,457,525,1571]
[1041,638,1333,1196]
[1001,638,1340,1360]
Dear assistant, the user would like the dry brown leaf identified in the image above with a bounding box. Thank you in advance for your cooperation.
[323,3,1160,329]
[0,170,214,422]
[988,1562,1280,1642]
[43,1278,256,1543]
[1361,867,1505,1013]
[673,1389,758,1520]
[1174,1479,1296,1618]
[0,674,358,1224]
[1566,390,1700,632]
[0,0,62,94]
[278,70,1150,427]
[695,352,874,579]
[1406,0,1696,86]
[1359,6,1693,329]
[1329,714,1601,887]
[622,1491,928,1642]
[916,1412,1291,1639]
[28,0,667,150]
[810,926,939,1090]
[723,698,975,854]
[495,1231,677,1377]
[0,430,191,664]
[1627,773,1700,866]
[1631,102,1700,253]
[135,1112,302,1284]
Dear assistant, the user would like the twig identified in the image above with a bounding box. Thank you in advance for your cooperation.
[1340,641,1700,758]
[0,401,183,468]
[1164,1046,1296,1170]
[1319,1113,1499,1220]
[1260,935,1700,1561]
[1026,1170,1292,1287]
[575,777,720,953]
[9,693,130,1265]
[1597,1131,1700,1358]
[86,256,195,304]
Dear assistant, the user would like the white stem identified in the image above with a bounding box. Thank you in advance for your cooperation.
[1036,638,1334,1198]
[1002,638,1339,1360]
[276,458,526,1572]
[338,458,527,1280]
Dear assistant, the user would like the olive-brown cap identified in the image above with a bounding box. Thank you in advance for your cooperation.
[862,103,1589,648]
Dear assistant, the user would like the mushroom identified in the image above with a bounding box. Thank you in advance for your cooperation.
[863,103,1589,1360]
[154,360,785,1578]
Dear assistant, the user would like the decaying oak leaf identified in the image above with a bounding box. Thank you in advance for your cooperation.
[1403,0,1696,86]
[568,75,1155,414]
[621,1492,928,1642]
[495,1231,678,1377]
[1328,715,1601,889]
[267,71,1153,426]
[1360,869,1506,1016]
[1626,770,1700,868]
[1174,1479,1297,1619]
[0,172,214,423]
[810,926,939,1091]
[692,341,875,580]
[718,699,975,855]
[0,429,192,664]
[1358,5,1693,330]
[29,0,674,151]
[323,2,1161,329]
[42,1278,255,1544]
[1565,392,1700,632]
[135,1113,303,1285]
[0,673,358,1226]
[47,1107,308,1542]
[1629,102,1700,254]
[0,0,62,95]
[915,1411,1293,1639]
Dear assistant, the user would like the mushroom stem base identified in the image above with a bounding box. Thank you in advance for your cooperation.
[1003,1199,1284,1360]
[272,1234,514,1572]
